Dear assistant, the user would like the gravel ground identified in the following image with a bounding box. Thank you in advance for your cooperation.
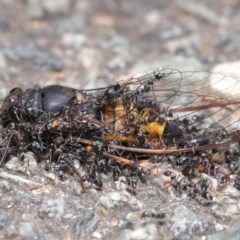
[1,0,240,239]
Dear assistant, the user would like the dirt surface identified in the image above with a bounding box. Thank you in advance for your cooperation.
[1,0,240,240]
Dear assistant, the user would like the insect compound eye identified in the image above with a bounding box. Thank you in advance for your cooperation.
[40,85,76,114]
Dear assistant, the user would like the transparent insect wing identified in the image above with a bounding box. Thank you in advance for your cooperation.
[122,67,183,106]
[129,68,240,133]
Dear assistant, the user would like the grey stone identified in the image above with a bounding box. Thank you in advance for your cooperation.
[41,0,72,16]
[4,43,64,71]
[0,180,12,194]
[211,196,240,218]
[73,211,100,239]
[40,233,59,240]
[38,198,65,219]
[25,0,72,19]
[62,33,86,49]
[176,1,227,26]
[220,34,240,54]
[51,15,87,36]
[170,205,211,236]
[5,152,38,173]
[25,0,44,19]
[98,191,122,208]
[163,34,201,57]
[115,223,159,240]
[0,211,10,230]
[6,221,38,240]
[0,52,6,68]
[206,224,240,240]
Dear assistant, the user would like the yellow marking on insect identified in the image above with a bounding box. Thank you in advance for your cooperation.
[138,108,166,143]
[104,102,167,147]
[139,121,166,147]
[115,101,126,132]
[104,105,114,124]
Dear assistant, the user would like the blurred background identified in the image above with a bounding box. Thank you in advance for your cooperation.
[0,0,240,95]
[1,1,240,239]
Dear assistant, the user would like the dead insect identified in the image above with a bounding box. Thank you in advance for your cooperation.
[1,67,240,191]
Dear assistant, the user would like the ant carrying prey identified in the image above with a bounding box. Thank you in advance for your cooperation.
[1,67,240,195]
